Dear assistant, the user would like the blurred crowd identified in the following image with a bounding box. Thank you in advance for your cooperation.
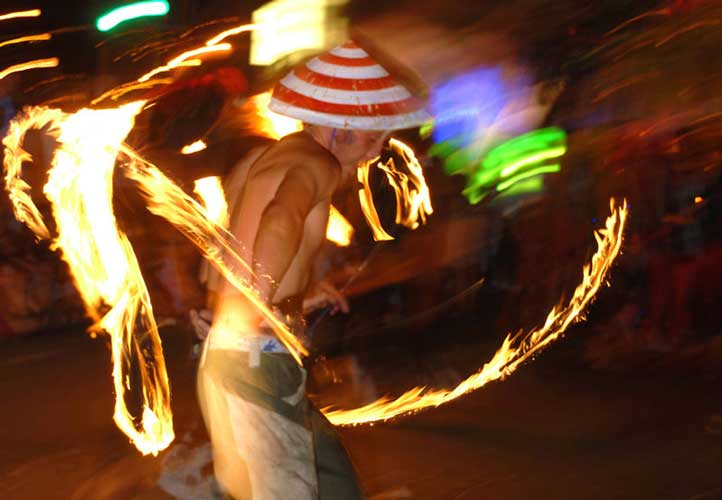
[1,0,721,378]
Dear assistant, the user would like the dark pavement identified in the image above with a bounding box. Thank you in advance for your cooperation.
[1,325,721,500]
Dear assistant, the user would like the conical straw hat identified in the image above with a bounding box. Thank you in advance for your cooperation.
[269,41,430,130]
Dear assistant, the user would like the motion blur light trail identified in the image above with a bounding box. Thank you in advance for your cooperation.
[0,9,41,22]
[358,139,433,241]
[3,103,174,455]
[0,58,59,82]
[463,127,567,204]
[325,199,627,425]
[96,1,171,32]
[0,33,52,49]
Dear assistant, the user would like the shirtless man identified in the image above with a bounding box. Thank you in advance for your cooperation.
[197,40,429,500]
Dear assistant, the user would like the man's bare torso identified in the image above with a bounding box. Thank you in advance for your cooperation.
[214,131,340,329]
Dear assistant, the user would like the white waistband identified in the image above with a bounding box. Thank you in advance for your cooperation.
[207,329,288,355]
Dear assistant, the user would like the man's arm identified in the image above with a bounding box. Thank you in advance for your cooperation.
[252,162,337,303]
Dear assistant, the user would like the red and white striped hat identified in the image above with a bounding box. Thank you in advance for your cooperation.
[269,41,430,130]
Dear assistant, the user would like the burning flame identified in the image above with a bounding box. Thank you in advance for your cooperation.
[0,58,59,82]
[326,205,353,247]
[0,9,41,21]
[193,176,229,228]
[248,91,303,139]
[3,103,173,455]
[181,139,207,155]
[3,101,308,454]
[323,199,627,425]
[357,138,433,241]
[380,138,434,231]
[119,149,309,364]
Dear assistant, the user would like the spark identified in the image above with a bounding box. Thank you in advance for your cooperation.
[0,58,59,82]
[0,33,51,49]
[324,199,628,425]
[0,9,42,22]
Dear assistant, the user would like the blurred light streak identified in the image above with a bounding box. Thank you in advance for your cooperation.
[326,205,353,247]
[496,164,560,192]
[429,67,507,150]
[0,33,51,49]
[96,1,170,32]
[138,46,228,82]
[250,0,348,66]
[181,139,207,154]
[249,91,303,139]
[0,9,41,22]
[604,8,671,36]
[463,127,566,204]
[324,199,628,425]
[655,19,720,47]
[0,58,59,82]
[193,176,229,228]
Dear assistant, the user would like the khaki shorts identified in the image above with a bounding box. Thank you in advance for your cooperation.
[197,330,365,500]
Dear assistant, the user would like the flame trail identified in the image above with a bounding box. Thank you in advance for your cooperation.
[357,138,434,241]
[380,138,433,231]
[324,199,627,425]
[119,149,309,363]
[0,58,59,82]
[0,9,41,21]
[3,103,173,455]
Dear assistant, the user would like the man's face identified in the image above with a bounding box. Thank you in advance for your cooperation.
[336,129,390,174]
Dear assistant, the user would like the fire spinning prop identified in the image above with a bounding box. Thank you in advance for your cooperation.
[2,20,627,456]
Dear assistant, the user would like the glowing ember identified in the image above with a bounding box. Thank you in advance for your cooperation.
[193,176,229,228]
[0,33,51,49]
[0,58,59,82]
[181,139,207,155]
[357,138,433,241]
[323,199,627,425]
[3,103,173,455]
[248,91,303,139]
[0,9,41,21]
[326,205,353,247]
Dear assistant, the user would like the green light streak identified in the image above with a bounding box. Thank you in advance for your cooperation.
[500,146,566,178]
[496,164,560,192]
[96,1,170,32]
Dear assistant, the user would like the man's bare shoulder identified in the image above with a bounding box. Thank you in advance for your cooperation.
[256,132,341,189]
